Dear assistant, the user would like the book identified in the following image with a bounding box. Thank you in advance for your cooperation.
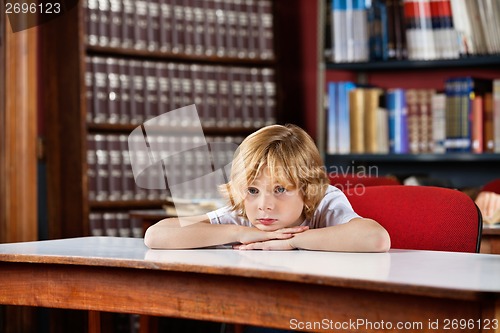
[368,0,389,61]
[406,89,419,153]
[327,82,338,154]
[471,95,484,153]
[376,96,389,154]
[495,80,500,153]
[387,89,408,154]
[338,81,356,154]
[429,0,459,59]
[364,88,383,153]
[431,93,446,153]
[484,93,494,153]
[349,88,365,153]
[352,0,369,62]
[449,0,474,55]
[331,0,348,62]
[403,0,436,60]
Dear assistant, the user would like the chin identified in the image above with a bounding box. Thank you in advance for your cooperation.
[254,223,280,231]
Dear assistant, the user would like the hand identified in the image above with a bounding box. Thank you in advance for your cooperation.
[233,239,296,251]
[475,191,500,218]
[238,225,309,245]
[235,226,309,250]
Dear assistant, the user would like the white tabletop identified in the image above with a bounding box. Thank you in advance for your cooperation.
[0,237,499,294]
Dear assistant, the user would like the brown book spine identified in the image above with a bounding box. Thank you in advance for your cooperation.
[134,0,149,50]
[107,135,122,201]
[349,89,365,154]
[106,58,120,124]
[109,0,122,47]
[483,92,494,152]
[159,0,173,53]
[87,134,97,201]
[118,59,131,124]
[86,0,99,46]
[121,0,135,49]
[97,0,110,46]
[85,56,94,123]
[92,57,108,124]
[147,0,160,51]
[364,88,383,153]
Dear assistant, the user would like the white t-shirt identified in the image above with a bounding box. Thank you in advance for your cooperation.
[206,185,361,228]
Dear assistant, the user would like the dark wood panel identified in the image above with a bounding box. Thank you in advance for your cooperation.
[40,4,88,239]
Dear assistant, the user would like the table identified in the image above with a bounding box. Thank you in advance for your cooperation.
[482,225,500,255]
[1,237,500,333]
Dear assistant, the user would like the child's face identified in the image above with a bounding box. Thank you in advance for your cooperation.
[243,168,305,231]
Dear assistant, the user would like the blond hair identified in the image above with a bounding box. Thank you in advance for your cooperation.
[219,124,328,220]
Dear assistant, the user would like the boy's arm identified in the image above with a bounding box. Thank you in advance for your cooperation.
[237,218,390,252]
[290,218,390,252]
[143,215,308,249]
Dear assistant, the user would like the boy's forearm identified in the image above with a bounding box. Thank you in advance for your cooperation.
[289,218,391,252]
[145,221,244,249]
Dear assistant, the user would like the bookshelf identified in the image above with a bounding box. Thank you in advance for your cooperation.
[39,0,290,240]
[319,0,500,189]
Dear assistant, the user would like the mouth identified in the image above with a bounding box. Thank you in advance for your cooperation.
[257,218,277,226]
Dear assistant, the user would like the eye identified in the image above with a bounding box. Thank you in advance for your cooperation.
[274,186,286,194]
[247,187,259,195]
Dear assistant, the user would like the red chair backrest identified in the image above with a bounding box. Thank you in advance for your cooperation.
[344,186,482,253]
[329,175,400,191]
[482,179,500,194]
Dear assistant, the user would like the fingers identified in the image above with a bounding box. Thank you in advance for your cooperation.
[276,226,309,234]
[233,239,294,251]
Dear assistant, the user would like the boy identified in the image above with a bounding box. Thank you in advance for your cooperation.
[144,124,390,252]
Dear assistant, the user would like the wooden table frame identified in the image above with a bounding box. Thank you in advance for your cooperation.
[1,237,500,333]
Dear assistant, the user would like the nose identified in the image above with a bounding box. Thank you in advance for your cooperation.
[258,193,275,211]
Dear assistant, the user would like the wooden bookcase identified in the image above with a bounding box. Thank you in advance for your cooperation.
[318,0,500,189]
[39,0,300,239]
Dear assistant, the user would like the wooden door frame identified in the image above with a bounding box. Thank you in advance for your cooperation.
[0,10,38,243]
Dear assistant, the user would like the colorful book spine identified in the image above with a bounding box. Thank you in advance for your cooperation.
[331,0,348,63]
[403,0,436,60]
[349,88,365,153]
[368,0,389,61]
[327,82,338,154]
[387,89,408,154]
[431,93,446,153]
[338,82,356,154]
[471,95,484,154]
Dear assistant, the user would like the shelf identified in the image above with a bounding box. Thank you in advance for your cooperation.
[326,153,500,163]
[89,200,165,209]
[86,45,276,67]
[87,123,259,136]
[325,55,500,71]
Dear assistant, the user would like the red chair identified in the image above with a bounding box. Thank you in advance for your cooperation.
[329,174,400,191]
[481,179,500,194]
[344,186,482,253]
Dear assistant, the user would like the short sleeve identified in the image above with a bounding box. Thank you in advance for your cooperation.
[306,185,361,228]
[206,206,252,227]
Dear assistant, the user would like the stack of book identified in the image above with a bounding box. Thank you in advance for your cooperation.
[84,0,274,60]
[86,55,276,128]
[89,211,144,237]
[327,0,500,63]
[87,133,243,203]
[326,78,500,154]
